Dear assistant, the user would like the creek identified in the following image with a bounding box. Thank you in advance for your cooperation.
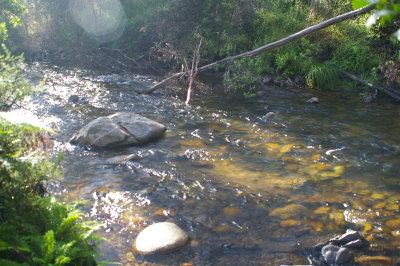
[24,64,399,265]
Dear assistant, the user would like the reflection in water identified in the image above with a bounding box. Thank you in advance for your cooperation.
[25,64,399,265]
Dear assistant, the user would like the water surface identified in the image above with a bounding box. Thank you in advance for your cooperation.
[25,64,400,265]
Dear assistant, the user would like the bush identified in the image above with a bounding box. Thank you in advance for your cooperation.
[223,57,260,97]
[0,118,100,265]
[0,45,34,111]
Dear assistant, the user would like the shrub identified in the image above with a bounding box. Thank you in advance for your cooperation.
[223,56,260,97]
[0,44,34,111]
[0,118,100,265]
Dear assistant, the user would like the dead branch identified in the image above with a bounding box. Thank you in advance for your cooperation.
[142,5,375,95]
[185,39,202,105]
[340,70,400,101]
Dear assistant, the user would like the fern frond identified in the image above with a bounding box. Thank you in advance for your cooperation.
[56,240,76,257]
[54,255,71,266]
[43,230,56,263]
[55,209,82,237]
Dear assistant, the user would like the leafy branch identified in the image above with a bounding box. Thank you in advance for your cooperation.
[353,0,400,39]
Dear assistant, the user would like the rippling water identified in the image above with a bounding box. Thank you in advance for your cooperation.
[23,64,399,265]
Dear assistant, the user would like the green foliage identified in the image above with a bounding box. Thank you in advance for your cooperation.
[332,39,380,73]
[0,119,58,204]
[140,0,258,62]
[0,44,34,111]
[0,197,100,266]
[0,2,99,265]
[306,63,339,90]
[247,0,387,91]
[223,57,260,97]
[9,0,397,96]
[352,0,400,40]
[0,118,100,265]
[0,0,26,40]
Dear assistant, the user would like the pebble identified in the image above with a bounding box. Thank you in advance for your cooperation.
[223,206,241,216]
[386,219,400,230]
[269,204,307,219]
[104,154,139,165]
[280,220,301,227]
[314,206,330,215]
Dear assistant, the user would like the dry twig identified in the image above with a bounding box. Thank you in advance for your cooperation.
[185,39,202,105]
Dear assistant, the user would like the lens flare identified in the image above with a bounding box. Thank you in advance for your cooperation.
[69,0,126,43]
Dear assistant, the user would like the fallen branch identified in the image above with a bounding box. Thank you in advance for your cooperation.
[185,39,202,105]
[340,70,400,101]
[143,5,375,94]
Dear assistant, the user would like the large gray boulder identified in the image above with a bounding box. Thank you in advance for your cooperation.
[70,112,166,148]
[134,222,189,255]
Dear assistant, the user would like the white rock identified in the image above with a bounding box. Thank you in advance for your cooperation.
[134,222,189,255]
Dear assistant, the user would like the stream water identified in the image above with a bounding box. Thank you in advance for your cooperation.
[23,64,399,265]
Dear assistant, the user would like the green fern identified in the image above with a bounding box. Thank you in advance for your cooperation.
[43,230,56,263]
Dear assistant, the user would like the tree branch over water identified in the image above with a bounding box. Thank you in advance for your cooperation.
[143,5,375,95]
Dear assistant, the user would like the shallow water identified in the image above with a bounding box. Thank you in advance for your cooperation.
[25,64,399,265]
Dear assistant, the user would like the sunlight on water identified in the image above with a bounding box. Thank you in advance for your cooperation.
[23,64,400,265]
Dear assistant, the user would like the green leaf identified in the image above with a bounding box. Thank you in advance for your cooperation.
[56,241,76,257]
[352,0,375,9]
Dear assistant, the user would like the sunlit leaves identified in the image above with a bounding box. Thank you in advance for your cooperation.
[0,0,26,40]
[352,0,400,40]
[352,0,377,9]
[0,44,34,111]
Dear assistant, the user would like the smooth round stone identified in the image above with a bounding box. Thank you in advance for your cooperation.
[134,222,189,255]
[321,245,353,265]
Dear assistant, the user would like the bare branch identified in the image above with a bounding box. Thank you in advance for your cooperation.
[340,70,400,101]
[185,39,202,105]
[142,5,375,95]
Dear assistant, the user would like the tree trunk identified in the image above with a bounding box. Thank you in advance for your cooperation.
[143,5,375,94]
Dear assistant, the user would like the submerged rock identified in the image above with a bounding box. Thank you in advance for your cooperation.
[321,245,354,265]
[261,112,276,120]
[355,255,393,266]
[104,154,139,165]
[386,219,400,230]
[134,222,189,255]
[309,229,369,265]
[307,97,319,103]
[269,204,307,219]
[70,112,166,148]
[329,229,368,247]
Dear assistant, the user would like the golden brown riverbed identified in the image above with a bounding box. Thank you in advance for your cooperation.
[27,64,399,265]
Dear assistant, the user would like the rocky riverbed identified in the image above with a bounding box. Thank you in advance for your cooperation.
[20,63,400,265]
